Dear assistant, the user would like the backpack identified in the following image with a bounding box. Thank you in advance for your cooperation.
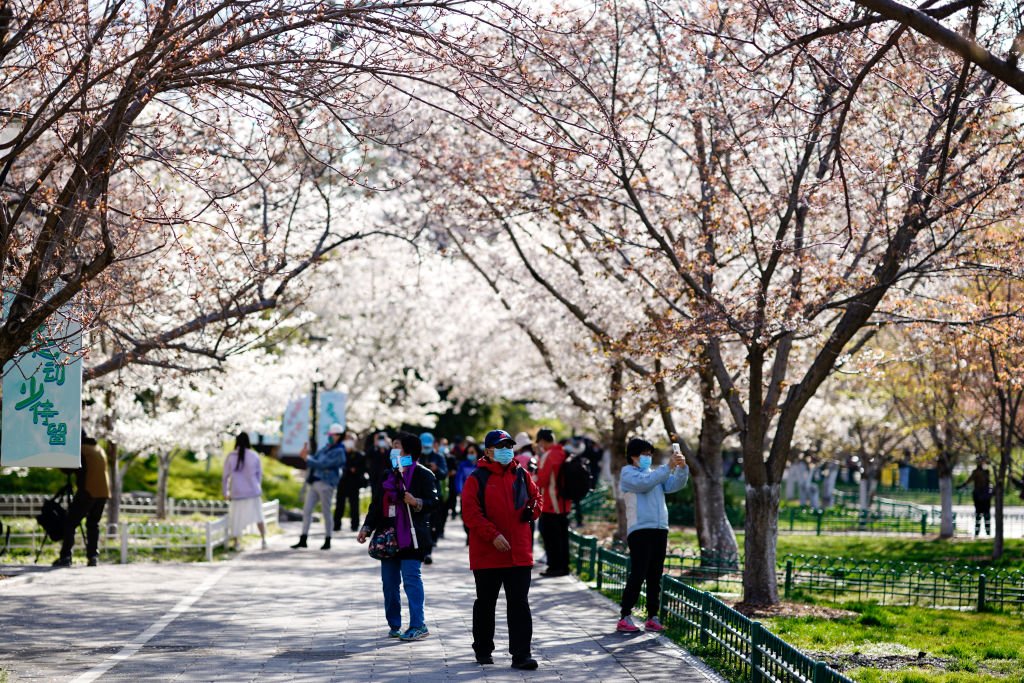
[36,484,72,542]
[557,454,593,502]
[470,467,528,518]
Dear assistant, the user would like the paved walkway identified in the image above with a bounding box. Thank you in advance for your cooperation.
[0,521,722,682]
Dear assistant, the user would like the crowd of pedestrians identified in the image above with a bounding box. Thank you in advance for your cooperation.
[50,420,694,671]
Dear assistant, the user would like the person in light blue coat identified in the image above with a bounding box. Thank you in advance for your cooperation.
[616,438,688,633]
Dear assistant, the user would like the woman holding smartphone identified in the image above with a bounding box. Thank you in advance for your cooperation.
[616,438,689,633]
[359,432,439,641]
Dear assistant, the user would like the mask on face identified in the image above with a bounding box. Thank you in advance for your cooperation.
[400,455,414,468]
[493,448,515,465]
[389,448,401,469]
[638,455,653,470]
[377,438,389,449]
[343,439,356,451]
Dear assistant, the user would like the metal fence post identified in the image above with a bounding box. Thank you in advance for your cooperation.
[205,521,213,562]
[120,523,128,564]
[920,513,927,536]
[576,537,583,575]
[750,622,764,683]
[815,510,823,536]
[699,592,711,647]
[596,552,604,590]
[785,560,793,597]
[789,507,795,531]
[977,574,986,612]
[813,661,827,683]
[589,538,597,579]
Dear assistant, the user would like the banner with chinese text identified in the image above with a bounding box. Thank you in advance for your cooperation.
[280,395,310,457]
[317,391,347,447]
[1,304,82,468]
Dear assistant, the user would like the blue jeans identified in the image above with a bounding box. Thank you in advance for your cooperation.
[380,558,425,629]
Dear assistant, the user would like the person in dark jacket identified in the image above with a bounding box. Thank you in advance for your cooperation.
[359,432,439,642]
[462,429,542,670]
[54,431,111,567]
[334,431,367,532]
[958,457,993,536]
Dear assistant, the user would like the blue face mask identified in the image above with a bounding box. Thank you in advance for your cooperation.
[638,455,653,470]
[400,455,414,468]
[389,448,401,468]
[493,448,515,465]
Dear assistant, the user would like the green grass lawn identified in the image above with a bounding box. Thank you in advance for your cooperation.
[763,602,1024,683]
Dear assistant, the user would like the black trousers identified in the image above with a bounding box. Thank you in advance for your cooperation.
[539,512,570,574]
[447,487,459,517]
[473,566,533,662]
[60,494,107,560]
[973,493,992,535]
[620,528,668,619]
[334,487,361,531]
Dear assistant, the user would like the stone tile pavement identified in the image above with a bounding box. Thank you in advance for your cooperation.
[0,521,724,682]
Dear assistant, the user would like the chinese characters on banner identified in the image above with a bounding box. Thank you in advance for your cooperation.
[1,304,83,468]
[317,391,347,447]
[279,395,311,457]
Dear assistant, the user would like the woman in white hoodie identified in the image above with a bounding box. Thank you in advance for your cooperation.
[616,438,688,633]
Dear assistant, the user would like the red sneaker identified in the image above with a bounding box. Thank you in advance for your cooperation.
[645,617,665,632]
[616,616,641,632]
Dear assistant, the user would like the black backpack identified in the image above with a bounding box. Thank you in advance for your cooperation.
[36,484,72,542]
[470,467,528,518]
[557,453,593,502]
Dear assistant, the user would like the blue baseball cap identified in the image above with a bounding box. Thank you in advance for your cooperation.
[420,432,435,447]
[484,429,514,449]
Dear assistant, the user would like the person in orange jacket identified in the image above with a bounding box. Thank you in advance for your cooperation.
[462,429,542,670]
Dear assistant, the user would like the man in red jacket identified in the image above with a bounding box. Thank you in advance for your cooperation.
[535,428,571,577]
[462,429,542,671]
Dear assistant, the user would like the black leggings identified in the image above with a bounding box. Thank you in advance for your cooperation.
[620,528,668,619]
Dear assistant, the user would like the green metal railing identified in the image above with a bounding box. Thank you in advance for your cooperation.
[783,554,1024,610]
[577,486,616,522]
[781,505,940,535]
[583,539,853,683]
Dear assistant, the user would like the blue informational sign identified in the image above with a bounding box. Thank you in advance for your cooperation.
[1,302,82,468]
[317,391,347,447]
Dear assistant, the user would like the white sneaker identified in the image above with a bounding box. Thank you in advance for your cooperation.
[261,539,268,550]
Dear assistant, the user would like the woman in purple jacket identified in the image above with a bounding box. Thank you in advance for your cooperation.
[222,432,267,550]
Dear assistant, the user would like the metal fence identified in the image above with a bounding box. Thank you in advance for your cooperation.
[0,493,230,518]
[783,554,1024,611]
[2,500,278,563]
[585,540,852,683]
[571,530,1024,618]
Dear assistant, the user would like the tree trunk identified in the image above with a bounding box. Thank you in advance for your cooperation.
[858,476,877,513]
[688,359,739,564]
[693,473,739,565]
[938,473,955,538]
[821,463,839,508]
[156,454,171,520]
[741,483,780,606]
[994,434,1011,560]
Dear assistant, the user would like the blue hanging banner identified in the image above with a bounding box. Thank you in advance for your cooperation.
[317,391,347,446]
[1,298,83,468]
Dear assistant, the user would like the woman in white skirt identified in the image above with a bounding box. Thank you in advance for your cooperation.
[222,432,267,549]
